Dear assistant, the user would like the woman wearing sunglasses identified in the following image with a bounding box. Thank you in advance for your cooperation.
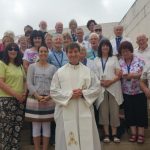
[0,43,26,150]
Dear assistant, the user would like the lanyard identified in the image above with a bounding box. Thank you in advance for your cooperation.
[82,58,87,66]
[125,59,133,73]
[101,57,108,72]
[92,51,96,58]
[126,64,131,73]
[52,49,63,67]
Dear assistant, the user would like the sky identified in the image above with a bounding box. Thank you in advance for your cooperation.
[0,0,136,38]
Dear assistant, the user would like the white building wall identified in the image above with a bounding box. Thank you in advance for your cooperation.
[120,0,150,47]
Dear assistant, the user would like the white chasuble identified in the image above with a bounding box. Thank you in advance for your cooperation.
[50,63,101,150]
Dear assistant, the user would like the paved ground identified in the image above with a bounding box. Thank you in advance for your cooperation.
[21,123,150,150]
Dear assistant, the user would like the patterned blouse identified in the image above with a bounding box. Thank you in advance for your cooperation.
[23,49,38,64]
[119,55,144,95]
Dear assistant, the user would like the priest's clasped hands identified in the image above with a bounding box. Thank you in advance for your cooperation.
[71,89,83,99]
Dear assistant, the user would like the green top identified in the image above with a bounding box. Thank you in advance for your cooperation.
[0,61,25,97]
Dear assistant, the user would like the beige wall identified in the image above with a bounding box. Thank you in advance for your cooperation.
[120,0,150,47]
[99,22,119,39]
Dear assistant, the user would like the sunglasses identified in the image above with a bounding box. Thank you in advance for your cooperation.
[8,47,19,51]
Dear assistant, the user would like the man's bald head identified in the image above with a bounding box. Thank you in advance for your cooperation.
[114,25,124,37]
[39,20,47,32]
[55,22,63,34]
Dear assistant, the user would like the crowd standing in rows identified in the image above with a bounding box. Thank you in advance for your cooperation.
[0,19,150,150]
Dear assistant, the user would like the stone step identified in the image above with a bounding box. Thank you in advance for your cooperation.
[21,140,150,150]
[21,127,150,150]
[102,142,150,150]
[22,145,55,150]
[22,143,150,150]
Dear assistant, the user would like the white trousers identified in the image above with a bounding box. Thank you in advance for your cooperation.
[32,122,51,137]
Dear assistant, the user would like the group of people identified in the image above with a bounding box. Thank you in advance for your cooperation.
[0,19,150,150]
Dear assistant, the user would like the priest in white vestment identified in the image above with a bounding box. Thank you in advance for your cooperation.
[50,43,101,150]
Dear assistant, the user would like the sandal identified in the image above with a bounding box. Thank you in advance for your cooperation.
[103,135,110,143]
[112,135,120,143]
[129,135,137,142]
[137,135,144,144]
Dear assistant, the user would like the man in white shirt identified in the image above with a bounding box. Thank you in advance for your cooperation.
[134,34,150,65]
[111,25,129,56]
[39,20,47,33]
[76,27,90,50]
[54,22,63,35]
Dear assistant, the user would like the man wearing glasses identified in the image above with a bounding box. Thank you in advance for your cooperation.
[94,24,106,44]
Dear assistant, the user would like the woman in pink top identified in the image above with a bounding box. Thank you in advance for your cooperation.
[119,41,148,144]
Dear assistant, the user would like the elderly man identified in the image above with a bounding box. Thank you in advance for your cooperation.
[111,25,129,56]
[69,19,78,42]
[76,27,90,50]
[134,34,150,65]
[54,22,63,35]
[140,63,150,117]
[94,24,106,44]
[87,33,99,60]
[50,42,101,150]
[39,20,48,36]
[48,34,68,68]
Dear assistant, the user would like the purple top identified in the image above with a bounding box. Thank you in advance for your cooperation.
[23,49,38,64]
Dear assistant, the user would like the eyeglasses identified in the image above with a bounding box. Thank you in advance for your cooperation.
[8,47,19,51]
[95,29,102,32]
